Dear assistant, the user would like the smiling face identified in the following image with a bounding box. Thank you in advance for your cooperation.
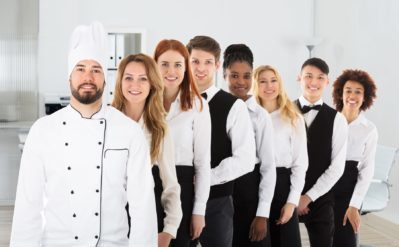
[298,65,329,103]
[156,50,185,94]
[256,69,280,104]
[69,59,105,105]
[225,61,252,100]
[121,61,150,109]
[189,49,219,92]
[342,80,364,113]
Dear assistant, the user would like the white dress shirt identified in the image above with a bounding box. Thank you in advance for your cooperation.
[298,96,348,201]
[346,113,378,209]
[246,96,276,218]
[139,117,182,237]
[270,109,308,206]
[202,85,256,186]
[166,93,211,216]
[10,105,157,247]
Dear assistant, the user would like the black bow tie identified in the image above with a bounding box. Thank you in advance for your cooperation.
[301,104,322,114]
[201,92,208,100]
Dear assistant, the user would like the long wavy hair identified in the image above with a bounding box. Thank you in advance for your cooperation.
[253,65,300,126]
[112,53,167,162]
[154,39,202,111]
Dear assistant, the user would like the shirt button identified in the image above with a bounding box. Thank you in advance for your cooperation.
[98,141,102,145]
[75,236,78,240]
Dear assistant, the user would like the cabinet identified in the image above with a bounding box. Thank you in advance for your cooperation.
[104,29,146,106]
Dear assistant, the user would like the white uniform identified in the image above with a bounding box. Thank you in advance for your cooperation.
[10,105,157,247]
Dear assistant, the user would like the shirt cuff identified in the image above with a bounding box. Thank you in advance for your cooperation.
[349,194,363,209]
[287,191,301,206]
[162,225,178,239]
[192,202,206,216]
[255,201,271,218]
[305,189,319,202]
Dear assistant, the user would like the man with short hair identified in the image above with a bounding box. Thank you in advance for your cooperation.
[187,35,256,247]
[296,57,348,247]
[10,22,157,246]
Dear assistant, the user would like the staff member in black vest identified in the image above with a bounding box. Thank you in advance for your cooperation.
[254,65,308,247]
[295,57,348,247]
[331,69,378,247]
[223,44,276,247]
[186,36,256,247]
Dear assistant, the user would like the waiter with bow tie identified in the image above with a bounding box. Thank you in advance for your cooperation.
[10,22,157,246]
[295,57,348,247]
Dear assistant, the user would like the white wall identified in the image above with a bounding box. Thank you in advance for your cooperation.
[38,0,399,224]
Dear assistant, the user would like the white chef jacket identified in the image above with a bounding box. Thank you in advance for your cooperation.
[10,105,157,247]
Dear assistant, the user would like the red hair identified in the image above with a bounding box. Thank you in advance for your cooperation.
[154,39,202,111]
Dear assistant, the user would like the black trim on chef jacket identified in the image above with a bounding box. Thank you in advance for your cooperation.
[95,117,106,246]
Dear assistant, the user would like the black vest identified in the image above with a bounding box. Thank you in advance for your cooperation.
[296,100,337,195]
[208,90,238,199]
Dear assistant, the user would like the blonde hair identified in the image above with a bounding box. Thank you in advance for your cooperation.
[112,53,167,162]
[253,65,300,126]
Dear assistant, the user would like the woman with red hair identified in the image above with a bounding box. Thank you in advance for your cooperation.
[154,39,211,246]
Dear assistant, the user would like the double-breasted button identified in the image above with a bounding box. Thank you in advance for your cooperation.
[95,212,99,216]
[96,166,100,169]
[67,166,71,170]
[95,235,99,239]
[70,190,74,194]
[98,141,102,145]
[65,142,69,146]
[72,213,76,217]
[100,120,104,124]
[75,236,78,240]
[96,189,99,193]
[62,121,66,125]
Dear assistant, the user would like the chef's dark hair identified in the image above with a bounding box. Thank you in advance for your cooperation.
[222,44,253,76]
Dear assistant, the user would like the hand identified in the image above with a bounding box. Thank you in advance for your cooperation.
[249,216,268,242]
[298,194,312,216]
[190,214,205,240]
[343,206,360,233]
[158,232,173,247]
[276,203,296,225]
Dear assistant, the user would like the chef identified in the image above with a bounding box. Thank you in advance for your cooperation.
[10,21,157,246]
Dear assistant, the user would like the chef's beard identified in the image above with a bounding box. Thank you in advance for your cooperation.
[71,82,105,105]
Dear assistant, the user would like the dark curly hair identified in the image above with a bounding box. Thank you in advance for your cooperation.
[332,69,377,112]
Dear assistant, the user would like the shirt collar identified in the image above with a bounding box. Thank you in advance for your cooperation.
[202,85,219,101]
[245,95,258,112]
[349,112,368,127]
[299,95,323,107]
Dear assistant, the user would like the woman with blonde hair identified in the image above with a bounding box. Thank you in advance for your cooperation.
[112,53,182,247]
[254,65,308,247]
[154,39,211,246]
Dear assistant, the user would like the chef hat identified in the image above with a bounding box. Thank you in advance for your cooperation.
[68,21,108,77]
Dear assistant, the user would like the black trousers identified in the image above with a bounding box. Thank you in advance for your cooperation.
[332,161,359,247]
[269,168,302,247]
[232,164,270,247]
[169,166,195,247]
[199,196,234,247]
[299,192,335,247]
[152,165,166,233]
